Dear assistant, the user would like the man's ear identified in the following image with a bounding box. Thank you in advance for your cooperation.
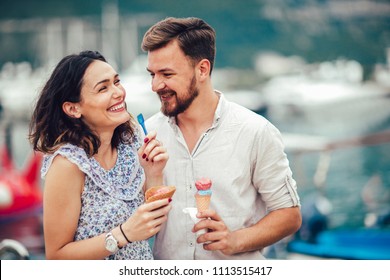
[197,59,211,81]
[62,102,81,118]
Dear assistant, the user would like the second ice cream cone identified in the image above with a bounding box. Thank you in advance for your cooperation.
[195,193,211,211]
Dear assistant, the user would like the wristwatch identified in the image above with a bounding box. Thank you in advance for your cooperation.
[105,232,119,254]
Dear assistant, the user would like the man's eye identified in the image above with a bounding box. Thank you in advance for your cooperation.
[98,86,107,92]
[114,79,121,84]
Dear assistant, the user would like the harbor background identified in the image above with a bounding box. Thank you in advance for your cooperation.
[0,0,389,260]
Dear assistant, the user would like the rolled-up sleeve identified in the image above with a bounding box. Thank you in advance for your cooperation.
[252,122,301,212]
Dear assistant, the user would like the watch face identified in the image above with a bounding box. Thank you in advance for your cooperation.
[105,235,118,253]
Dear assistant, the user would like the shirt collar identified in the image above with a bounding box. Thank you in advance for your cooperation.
[212,90,225,129]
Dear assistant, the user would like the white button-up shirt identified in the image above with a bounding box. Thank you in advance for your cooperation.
[146,92,300,259]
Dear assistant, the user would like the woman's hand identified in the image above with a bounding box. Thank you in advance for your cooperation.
[138,130,168,188]
[121,198,172,242]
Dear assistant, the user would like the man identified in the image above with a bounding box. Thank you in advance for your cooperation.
[142,17,301,260]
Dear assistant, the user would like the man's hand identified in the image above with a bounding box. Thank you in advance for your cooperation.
[193,209,237,256]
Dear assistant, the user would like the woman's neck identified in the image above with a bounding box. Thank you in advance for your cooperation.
[94,133,117,170]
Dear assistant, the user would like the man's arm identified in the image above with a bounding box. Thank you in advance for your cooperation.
[194,206,301,255]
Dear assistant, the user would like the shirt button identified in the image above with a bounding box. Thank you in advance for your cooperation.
[189,242,194,247]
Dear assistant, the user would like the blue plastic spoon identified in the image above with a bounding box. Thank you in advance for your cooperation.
[137,113,148,135]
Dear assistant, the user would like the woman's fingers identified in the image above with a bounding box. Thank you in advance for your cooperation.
[124,198,172,241]
[138,131,166,162]
[141,197,170,210]
[149,146,168,163]
[138,131,157,155]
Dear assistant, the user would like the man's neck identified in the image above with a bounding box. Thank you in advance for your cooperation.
[176,89,219,131]
[176,89,219,153]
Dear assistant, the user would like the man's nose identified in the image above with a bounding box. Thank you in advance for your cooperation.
[151,77,166,92]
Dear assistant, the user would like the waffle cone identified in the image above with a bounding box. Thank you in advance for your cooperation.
[145,186,176,203]
[195,193,211,211]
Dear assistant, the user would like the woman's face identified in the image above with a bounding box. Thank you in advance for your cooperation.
[78,60,130,134]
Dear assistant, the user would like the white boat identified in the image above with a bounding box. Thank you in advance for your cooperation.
[261,74,390,136]
[0,62,45,121]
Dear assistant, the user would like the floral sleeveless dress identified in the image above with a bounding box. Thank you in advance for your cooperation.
[41,134,153,260]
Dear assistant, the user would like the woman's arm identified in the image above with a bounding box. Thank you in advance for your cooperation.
[43,155,114,259]
[44,154,172,259]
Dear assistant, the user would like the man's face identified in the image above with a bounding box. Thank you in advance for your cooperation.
[147,40,199,117]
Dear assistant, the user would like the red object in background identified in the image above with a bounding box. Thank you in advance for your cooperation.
[0,145,43,220]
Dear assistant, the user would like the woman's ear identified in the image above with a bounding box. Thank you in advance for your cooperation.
[62,102,81,118]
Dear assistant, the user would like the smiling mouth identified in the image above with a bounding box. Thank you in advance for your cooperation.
[159,92,175,101]
[108,102,125,112]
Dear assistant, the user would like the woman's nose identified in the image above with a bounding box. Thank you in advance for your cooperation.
[113,85,125,98]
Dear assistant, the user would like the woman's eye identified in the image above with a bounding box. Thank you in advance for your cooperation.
[114,79,121,85]
[98,86,107,92]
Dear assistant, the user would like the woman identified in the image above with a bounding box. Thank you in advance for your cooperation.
[29,50,171,260]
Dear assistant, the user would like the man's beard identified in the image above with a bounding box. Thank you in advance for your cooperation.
[160,75,198,117]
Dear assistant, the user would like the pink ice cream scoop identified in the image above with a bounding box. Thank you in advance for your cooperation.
[195,178,212,211]
[195,178,212,191]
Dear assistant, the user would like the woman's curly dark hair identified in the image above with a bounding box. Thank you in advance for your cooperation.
[29,50,135,157]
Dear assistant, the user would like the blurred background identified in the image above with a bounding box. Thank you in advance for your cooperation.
[0,0,389,260]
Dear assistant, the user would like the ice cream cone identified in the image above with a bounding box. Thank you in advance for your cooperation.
[195,193,211,211]
[145,185,176,203]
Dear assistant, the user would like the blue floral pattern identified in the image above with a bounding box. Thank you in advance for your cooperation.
[41,133,153,260]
